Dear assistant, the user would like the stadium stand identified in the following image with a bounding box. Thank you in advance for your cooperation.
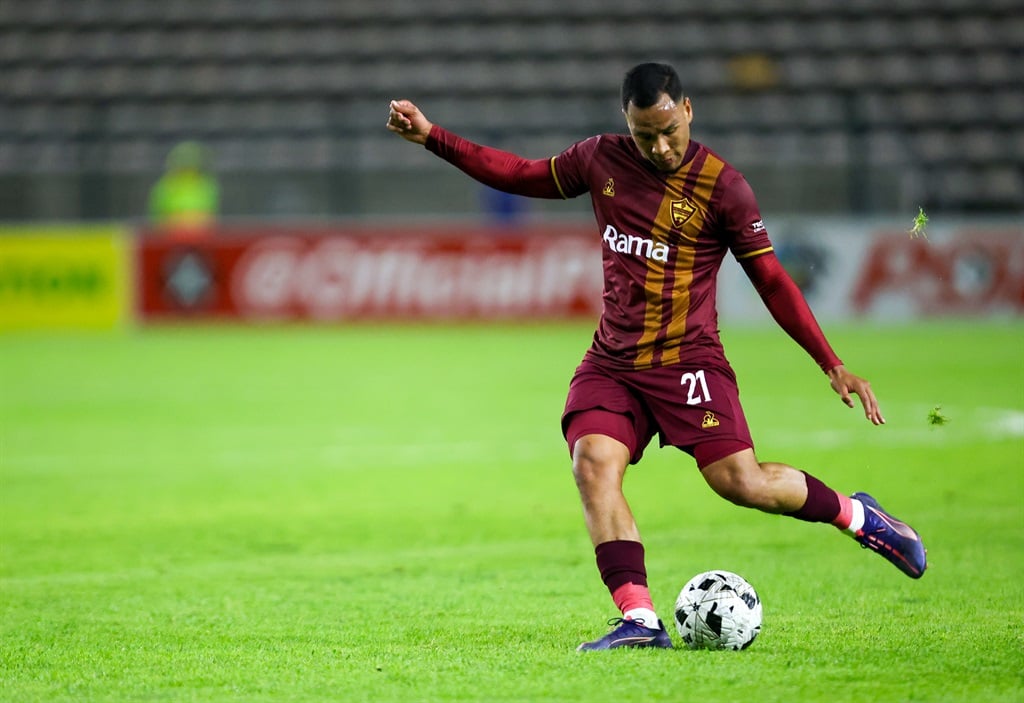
[0,0,1021,218]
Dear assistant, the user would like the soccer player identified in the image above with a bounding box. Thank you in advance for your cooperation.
[386,62,927,651]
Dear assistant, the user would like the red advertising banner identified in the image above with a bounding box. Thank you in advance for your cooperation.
[135,225,604,322]
[851,228,1024,315]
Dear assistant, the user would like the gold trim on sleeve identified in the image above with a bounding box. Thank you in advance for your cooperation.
[735,246,774,260]
[549,157,569,199]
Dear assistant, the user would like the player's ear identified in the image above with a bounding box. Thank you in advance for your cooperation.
[682,97,694,124]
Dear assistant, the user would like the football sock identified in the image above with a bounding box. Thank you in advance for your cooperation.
[623,607,661,629]
[832,492,854,529]
[612,583,658,627]
[842,497,866,536]
[784,471,842,523]
[595,540,657,624]
[784,471,869,536]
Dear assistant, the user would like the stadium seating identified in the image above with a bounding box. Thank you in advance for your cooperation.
[0,0,1020,217]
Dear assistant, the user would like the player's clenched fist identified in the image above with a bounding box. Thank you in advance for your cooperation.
[387,100,433,145]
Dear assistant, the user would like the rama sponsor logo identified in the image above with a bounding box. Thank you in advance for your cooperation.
[602,224,669,262]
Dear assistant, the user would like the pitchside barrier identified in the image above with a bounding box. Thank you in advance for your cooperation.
[0,225,130,331]
[1,219,1021,330]
[715,218,1023,322]
[133,223,605,322]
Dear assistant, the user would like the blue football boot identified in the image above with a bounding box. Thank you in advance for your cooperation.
[577,618,673,651]
[852,492,927,579]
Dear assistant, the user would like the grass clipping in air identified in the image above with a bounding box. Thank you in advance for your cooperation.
[928,405,950,426]
[909,207,929,238]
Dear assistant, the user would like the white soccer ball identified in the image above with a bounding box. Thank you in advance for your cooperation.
[673,570,762,650]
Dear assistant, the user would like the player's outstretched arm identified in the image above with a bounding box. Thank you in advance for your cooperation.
[387,100,433,145]
[827,365,885,426]
[384,99,563,199]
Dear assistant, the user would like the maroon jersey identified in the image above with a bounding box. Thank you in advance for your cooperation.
[426,125,839,373]
[551,135,772,370]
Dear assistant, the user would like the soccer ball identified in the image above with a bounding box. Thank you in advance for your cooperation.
[673,570,762,650]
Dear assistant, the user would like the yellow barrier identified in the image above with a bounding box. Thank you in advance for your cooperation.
[0,226,129,331]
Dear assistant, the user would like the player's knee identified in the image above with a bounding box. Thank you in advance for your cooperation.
[703,463,764,508]
[571,435,627,490]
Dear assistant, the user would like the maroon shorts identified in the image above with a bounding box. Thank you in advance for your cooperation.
[561,357,754,467]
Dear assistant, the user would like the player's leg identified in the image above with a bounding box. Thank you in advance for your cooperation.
[698,449,927,578]
[566,415,671,651]
[643,362,927,580]
[561,361,672,650]
[697,447,834,515]
[570,428,637,544]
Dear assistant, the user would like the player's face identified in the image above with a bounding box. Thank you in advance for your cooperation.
[624,94,693,173]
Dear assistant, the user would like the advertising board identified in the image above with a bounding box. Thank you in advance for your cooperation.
[135,225,603,322]
[0,226,129,331]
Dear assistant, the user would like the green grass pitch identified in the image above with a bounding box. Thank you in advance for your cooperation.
[2,321,1022,702]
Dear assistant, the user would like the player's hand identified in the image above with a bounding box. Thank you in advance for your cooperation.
[827,365,885,425]
[386,100,433,145]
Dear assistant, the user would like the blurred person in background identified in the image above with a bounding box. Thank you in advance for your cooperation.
[387,62,927,652]
[148,140,220,235]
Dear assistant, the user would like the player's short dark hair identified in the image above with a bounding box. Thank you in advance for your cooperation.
[621,63,684,111]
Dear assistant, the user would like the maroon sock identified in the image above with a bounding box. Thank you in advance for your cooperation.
[784,471,842,523]
[595,540,648,593]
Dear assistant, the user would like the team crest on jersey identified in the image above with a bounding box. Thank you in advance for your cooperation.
[701,411,720,429]
[670,198,697,228]
[603,178,615,197]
